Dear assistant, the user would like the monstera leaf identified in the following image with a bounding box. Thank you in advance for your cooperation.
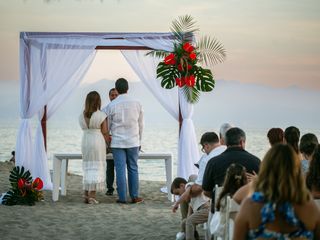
[194,66,215,92]
[9,166,32,189]
[1,166,43,206]
[1,191,17,206]
[157,62,180,89]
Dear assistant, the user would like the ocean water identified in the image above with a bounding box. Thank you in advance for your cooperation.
[1,120,319,181]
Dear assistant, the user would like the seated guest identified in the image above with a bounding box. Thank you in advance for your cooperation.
[306,145,320,199]
[233,128,285,204]
[267,128,284,146]
[300,133,319,175]
[172,132,226,224]
[219,122,234,145]
[202,127,260,212]
[234,144,320,239]
[171,177,210,240]
[214,164,247,238]
[284,126,300,154]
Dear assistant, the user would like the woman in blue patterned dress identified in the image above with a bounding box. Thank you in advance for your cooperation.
[233,144,320,239]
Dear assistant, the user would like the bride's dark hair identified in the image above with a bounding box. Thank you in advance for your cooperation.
[84,91,101,118]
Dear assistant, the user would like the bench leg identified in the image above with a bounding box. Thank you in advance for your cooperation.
[61,159,68,196]
[52,156,62,201]
[165,157,173,202]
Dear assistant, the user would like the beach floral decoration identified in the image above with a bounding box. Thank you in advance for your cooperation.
[2,166,43,206]
[147,15,226,103]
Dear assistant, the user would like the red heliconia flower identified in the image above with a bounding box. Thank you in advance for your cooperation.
[32,177,44,190]
[175,77,185,87]
[164,53,176,65]
[183,42,194,53]
[189,52,197,60]
[187,64,192,70]
[17,178,26,189]
[185,75,196,87]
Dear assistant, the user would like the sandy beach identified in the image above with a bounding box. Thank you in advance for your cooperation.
[0,161,204,240]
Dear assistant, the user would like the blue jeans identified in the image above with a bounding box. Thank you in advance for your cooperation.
[111,147,139,202]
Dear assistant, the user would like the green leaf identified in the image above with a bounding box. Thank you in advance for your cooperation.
[196,35,226,66]
[2,191,17,205]
[182,85,200,103]
[145,50,170,59]
[170,15,199,42]
[156,62,179,89]
[9,166,32,189]
[194,66,215,92]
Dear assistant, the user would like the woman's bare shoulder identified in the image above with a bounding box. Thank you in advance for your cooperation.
[294,198,320,229]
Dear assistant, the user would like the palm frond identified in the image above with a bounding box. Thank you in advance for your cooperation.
[170,15,199,42]
[197,36,226,66]
[182,86,200,103]
[145,50,171,59]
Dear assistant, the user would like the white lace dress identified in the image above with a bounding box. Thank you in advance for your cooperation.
[79,110,107,191]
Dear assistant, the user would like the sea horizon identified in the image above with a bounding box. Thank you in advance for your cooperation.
[1,118,319,181]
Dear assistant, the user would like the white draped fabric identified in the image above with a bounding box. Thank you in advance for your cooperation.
[121,50,179,121]
[17,32,199,189]
[178,89,199,178]
[18,33,98,189]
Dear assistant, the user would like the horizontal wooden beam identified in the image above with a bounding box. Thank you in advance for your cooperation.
[95,46,153,50]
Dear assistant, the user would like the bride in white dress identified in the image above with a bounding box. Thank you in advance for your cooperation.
[79,91,109,204]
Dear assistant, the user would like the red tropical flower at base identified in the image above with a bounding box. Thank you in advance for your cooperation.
[18,178,26,189]
[32,177,44,190]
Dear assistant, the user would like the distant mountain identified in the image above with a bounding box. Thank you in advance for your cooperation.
[1,79,319,129]
[194,80,320,129]
[0,81,20,125]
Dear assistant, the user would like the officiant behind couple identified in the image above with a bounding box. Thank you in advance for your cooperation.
[79,78,144,204]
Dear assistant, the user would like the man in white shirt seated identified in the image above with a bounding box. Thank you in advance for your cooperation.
[105,78,144,204]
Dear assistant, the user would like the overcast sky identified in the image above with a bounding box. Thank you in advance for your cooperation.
[0,0,320,89]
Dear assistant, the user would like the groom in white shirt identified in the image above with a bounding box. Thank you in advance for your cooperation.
[105,78,144,204]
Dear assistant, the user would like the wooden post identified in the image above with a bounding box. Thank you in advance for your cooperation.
[179,104,182,135]
[41,105,47,151]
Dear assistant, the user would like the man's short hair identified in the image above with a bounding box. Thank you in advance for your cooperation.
[170,177,187,194]
[225,127,246,146]
[115,78,128,94]
[219,123,233,141]
[200,132,219,146]
[109,88,116,95]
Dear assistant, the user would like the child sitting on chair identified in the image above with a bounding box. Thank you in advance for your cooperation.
[171,177,210,240]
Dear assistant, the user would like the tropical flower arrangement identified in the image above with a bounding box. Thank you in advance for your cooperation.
[148,15,226,103]
[2,166,44,206]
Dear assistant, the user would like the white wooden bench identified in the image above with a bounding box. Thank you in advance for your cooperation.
[52,152,174,202]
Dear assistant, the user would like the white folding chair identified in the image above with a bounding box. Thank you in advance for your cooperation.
[207,184,223,240]
[224,196,240,240]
